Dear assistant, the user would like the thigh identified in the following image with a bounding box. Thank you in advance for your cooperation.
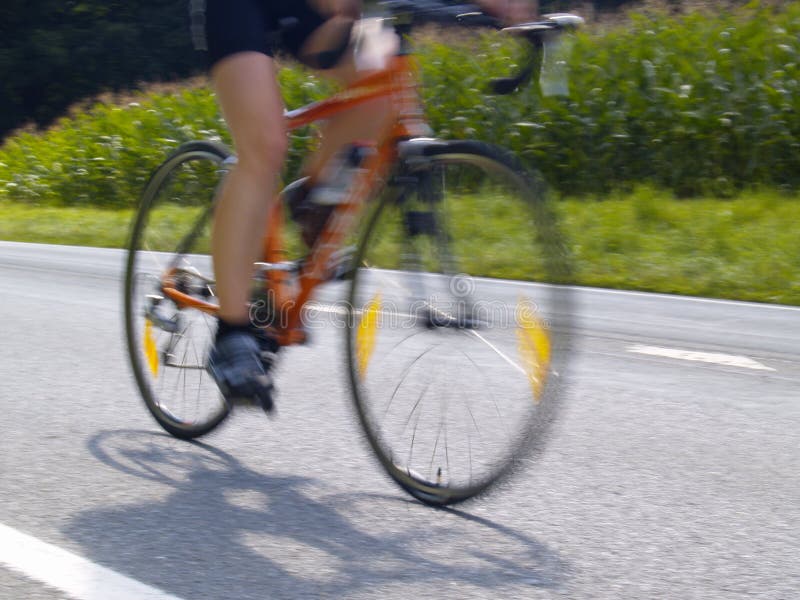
[212,52,287,173]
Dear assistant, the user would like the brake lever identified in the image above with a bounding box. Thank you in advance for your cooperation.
[488,14,584,96]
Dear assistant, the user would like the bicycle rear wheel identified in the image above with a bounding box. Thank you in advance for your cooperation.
[124,141,231,439]
[346,140,573,505]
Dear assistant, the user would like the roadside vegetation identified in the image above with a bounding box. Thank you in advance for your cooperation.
[3,187,797,304]
[1,2,798,304]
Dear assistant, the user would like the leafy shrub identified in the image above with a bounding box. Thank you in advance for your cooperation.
[0,87,222,208]
[1,2,799,207]
[0,70,333,208]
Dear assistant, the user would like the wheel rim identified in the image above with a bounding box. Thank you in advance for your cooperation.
[347,147,572,503]
[125,147,230,436]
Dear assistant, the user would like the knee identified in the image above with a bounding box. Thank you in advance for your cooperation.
[235,131,289,180]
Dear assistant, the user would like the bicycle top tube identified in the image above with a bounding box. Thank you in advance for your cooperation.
[285,53,429,141]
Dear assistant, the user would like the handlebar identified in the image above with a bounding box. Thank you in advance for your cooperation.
[378,1,584,95]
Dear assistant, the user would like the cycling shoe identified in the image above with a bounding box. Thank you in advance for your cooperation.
[207,330,274,413]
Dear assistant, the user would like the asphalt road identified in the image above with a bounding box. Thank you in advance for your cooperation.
[1,241,798,599]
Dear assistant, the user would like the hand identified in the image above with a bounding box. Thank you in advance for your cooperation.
[476,0,538,25]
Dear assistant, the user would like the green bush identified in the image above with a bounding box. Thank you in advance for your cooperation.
[1,2,799,207]
[544,2,800,196]
[0,70,333,208]
[0,87,222,208]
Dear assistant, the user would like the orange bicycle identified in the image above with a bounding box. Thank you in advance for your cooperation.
[124,5,580,505]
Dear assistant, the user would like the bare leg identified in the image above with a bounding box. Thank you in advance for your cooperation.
[211,52,288,324]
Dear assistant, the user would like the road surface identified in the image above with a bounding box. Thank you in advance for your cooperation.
[1,242,798,599]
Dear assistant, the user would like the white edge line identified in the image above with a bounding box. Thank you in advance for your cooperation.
[627,344,776,372]
[0,522,184,600]
[469,329,527,377]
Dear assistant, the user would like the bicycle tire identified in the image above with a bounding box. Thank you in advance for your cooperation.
[345,139,573,505]
[124,141,233,439]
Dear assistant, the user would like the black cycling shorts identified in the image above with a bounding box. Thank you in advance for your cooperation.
[190,0,348,69]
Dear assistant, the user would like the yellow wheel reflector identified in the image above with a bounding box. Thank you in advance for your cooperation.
[143,319,160,378]
[356,292,381,379]
[516,298,551,402]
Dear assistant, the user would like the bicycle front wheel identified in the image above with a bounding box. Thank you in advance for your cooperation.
[346,140,573,505]
[124,141,231,439]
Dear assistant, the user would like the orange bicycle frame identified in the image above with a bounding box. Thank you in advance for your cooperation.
[162,54,430,345]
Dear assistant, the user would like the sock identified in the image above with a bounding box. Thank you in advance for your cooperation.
[215,317,253,342]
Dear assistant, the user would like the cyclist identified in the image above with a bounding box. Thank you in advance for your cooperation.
[192,0,538,412]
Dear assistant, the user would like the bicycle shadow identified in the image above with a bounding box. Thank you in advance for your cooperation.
[64,429,567,599]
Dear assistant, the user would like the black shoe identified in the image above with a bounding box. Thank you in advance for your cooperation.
[207,330,274,413]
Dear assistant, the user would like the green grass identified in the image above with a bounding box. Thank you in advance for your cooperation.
[0,203,135,248]
[3,187,799,305]
[560,187,800,305]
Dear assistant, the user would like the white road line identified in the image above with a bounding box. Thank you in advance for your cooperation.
[627,344,776,371]
[469,329,527,376]
[0,522,184,600]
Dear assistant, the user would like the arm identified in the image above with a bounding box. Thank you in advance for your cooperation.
[314,0,538,24]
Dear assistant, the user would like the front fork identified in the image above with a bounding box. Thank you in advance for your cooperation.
[396,165,482,330]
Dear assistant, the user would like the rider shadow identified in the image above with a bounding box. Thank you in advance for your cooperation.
[65,429,567,599]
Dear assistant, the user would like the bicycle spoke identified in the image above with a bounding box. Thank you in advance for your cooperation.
[380,342,443,421]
